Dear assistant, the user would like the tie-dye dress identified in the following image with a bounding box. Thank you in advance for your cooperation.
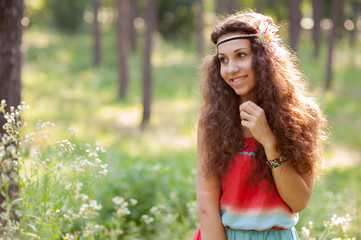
[194,137,299,240]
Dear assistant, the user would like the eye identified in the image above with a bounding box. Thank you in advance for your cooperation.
[219,57,228,63]
[238,53,246,58]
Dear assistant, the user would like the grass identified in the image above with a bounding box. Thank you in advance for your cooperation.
[298,166,361,238]
[20,24,361,239]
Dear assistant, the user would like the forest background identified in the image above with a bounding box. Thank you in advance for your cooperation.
[0,0,360,239]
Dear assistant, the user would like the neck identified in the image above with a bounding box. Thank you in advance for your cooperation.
[240,94,255,104]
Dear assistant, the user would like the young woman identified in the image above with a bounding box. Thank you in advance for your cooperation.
[194,11,326,240]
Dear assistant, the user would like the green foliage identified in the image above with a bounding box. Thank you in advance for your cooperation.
[17,17,361,239]
[298,166,361,239]
[157,0,197,39]
[45,0,88,32]
[0,101,108,238]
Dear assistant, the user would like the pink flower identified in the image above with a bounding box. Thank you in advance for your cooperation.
[255,21,281,50]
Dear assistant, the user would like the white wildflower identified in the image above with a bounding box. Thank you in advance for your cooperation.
[112,196,125,205]
[68,127,77,134]
[55,163,64,170]
[65,233,74,240]
[116,207,130,216]
[130,198,138,206]
[79,204,89,213]
[301,226,310,237]
[65,184,72,190]
[81,194,89,201]
[141,214,154,224]
[89,200,102,210]
[6,144,16,155]
[75,182,83,191]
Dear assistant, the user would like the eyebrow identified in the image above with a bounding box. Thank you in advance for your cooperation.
[218,47,248,56]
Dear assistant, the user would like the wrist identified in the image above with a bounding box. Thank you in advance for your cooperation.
[261,134,280,160]
[266,155,288,168]
[262,134,278,153]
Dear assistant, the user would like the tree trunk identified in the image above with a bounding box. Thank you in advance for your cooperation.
[117,0,129,98]
[255,0,264,13]
[325,0,342,90]
[129,0,138,51]
[196,0,204,56]
[0,0,23,224]
[312,0,323,58]
[0,0,23,132]
[350,1,360,46]
[215,0,226,16]
[289,0,302,52]
[141,0,156,127]
[226,0,238,14]
[93,0,101,66]
[274,0,283,22]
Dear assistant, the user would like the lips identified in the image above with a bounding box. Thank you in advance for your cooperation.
[231,76,247,83]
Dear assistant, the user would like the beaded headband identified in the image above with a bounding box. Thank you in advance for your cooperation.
[216,34,258,47]
[216,21,281,51]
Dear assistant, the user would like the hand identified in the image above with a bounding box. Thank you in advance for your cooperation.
[239,101,277,150]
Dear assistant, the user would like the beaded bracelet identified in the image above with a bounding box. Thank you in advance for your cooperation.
[266,155,287,169]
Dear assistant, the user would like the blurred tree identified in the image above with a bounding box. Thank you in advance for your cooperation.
[312,0,324,59]
[0,0,23,224]
[350,0,361,45]
[142,0,157,127]
[325,0,343,90]
[215,0,240,15]
[215,0,227,15]
[157,0,196,39]
[0,0,22,132]
[93,0,101,67]
[227,0,239,14]
[267,0,288,22]
[196,0,204,55]
[117,0,129,98]
[255,0,264,13]
[46,0,88,32]
[129,0,138,51]
[289,0,302,52]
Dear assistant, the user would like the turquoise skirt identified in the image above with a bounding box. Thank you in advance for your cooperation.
[225,227,299,240]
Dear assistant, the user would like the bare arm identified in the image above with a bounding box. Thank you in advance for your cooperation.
[196,125,226,240]
[239,101,314,212]
[262,140,314,213]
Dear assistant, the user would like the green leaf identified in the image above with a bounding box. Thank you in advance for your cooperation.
[28,223,37,232]
[11,197,24,204]
[26,214,41,221]
[37,219,51,227]
[23,232,39,238]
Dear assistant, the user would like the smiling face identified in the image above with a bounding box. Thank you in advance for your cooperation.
[217,34,256,102]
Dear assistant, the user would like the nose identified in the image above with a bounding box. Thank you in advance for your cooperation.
[228,60,239,74]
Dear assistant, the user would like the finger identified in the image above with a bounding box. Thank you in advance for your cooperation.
[240,120,255,130]
[239,101,259,114]
[240,110,255,121]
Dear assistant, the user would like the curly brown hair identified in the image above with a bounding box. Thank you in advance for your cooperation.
[199,11,327,184]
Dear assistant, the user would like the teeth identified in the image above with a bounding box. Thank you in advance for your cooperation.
[232,76,246,82]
